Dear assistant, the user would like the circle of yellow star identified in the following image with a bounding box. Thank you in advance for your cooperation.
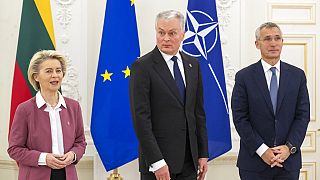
[122,66,131,78]
[101,70,113,82]
[130,0,135,6]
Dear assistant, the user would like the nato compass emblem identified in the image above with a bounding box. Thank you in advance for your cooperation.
[182,10,229,113]
[182,10,219,60]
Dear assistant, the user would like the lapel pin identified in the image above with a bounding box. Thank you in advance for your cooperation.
[189,64,192,68]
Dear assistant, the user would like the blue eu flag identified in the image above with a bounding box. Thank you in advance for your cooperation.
[182,0,232,159]
[91,0,140,171]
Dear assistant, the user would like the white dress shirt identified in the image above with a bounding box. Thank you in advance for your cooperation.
[160,50,186,86]
[256,59,281,157]
[37,91,67,165]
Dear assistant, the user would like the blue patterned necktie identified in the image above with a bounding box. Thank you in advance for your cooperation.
[270,67,278,113]
[171,56,185,102]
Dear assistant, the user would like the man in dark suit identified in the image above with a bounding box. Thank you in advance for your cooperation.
[231,22,310,179]
[129,10,208,180]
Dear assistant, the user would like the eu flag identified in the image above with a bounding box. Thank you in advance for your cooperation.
[182,0,232,159]
[91,0,140,171]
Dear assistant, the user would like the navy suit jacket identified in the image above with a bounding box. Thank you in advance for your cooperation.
[129,47,208,173]
[231,60,310,171]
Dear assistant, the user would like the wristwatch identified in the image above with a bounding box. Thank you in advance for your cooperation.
[285,142,297,154]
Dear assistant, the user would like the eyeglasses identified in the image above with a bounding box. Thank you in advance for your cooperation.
[259,36,283,42]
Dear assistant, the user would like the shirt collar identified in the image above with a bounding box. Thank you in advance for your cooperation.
[261,59,281,73]
[36,91,67,109]
[159,49,183,64]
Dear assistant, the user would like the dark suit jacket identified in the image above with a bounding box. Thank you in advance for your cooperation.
[231,60,310,171]
[8,96,86,180]
[129,47,208,173]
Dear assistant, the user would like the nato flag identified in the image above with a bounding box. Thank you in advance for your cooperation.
[182,0,232,159]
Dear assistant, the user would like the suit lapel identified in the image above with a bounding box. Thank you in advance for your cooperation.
[36,99,53,152]
[152,48,184,105]
[181,52,195,106]
[253,61,274,115]
[276,62,289,114]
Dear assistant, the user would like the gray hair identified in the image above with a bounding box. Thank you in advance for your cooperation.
[28,50,67,91]
[155,10,185,32]
[255,22,282,40]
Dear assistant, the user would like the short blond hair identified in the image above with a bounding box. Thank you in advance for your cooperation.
[27,50,67,91]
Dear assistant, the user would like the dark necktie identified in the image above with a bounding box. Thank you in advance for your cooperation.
[270,67,278,113]
[171,56,185,102]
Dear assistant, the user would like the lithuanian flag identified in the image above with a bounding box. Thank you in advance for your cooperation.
[9,0,56,133]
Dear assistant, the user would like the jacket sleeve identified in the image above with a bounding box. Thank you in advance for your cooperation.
[286,71,310,149]
[7,104,41,167]
[129,61,163,166]
[195,61,208,158]
[70,102,87,164]
[231,71,265,156]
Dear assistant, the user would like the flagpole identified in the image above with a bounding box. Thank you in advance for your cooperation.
[107,168,123,180]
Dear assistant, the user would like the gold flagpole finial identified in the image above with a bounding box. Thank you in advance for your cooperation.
[107,168,123,180]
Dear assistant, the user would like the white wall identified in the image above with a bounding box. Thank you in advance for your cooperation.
[0,0,22,162]
[1,0,319,179]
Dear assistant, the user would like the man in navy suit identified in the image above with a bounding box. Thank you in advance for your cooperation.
[231,22,310,179]
[129,10,208,180]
